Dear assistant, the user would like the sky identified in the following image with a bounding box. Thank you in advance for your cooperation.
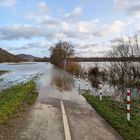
[0,0,140,57]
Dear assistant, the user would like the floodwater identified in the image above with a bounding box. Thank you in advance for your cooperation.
[0,62,92,93]
[0,62,139,99]
[0,62,47,91]
[0,62,120,101]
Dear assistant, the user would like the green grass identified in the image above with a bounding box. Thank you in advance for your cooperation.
[0,81,38,124]
[82,92,140,140]
[0,70,9,76]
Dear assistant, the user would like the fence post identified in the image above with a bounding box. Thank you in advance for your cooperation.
[73,71,75,80]
[127,90,131,121]
[85,73,88,90]
[100,81,103,101]
[78,73,81,94]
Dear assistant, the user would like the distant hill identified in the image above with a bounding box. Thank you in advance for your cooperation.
[0,48,24,63]
[17,54,39,62]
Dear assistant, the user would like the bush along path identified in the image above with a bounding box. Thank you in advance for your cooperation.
[82,92,140,140]
[0,81,38,140]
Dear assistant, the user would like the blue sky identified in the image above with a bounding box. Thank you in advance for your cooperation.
[0,0,140,57]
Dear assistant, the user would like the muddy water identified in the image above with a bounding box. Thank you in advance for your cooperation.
[37,64,90,104]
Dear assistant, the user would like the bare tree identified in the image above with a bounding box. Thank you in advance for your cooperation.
[50,41,74,68]
[108,34,140,96]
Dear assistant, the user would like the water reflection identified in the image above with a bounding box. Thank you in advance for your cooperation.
[51,74,74,92]
[89,81,140,100]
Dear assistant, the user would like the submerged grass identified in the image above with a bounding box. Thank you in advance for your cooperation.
[82,92,140,140]
[0,78,4,82]
[0,70,9,76]
[0,81,38,124]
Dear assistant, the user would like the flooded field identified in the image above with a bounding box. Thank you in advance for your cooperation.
[0,62,48,91]
[0,62,95,91]
[0,62,139,100]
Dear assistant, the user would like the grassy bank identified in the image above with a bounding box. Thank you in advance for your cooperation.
[0,81,38,124]
[82,92,140,140]
[0,70,9,76]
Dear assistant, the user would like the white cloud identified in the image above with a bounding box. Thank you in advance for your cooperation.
[78,20,99,33]
[37,1,48,13]
[59,19,98,38]
[75,43,111,57]
[0,24,54,40]
[94,20,126,37]
[114,0,140,17]
[0,0,17,7]
[114,0,128,10]
[33,15,60,26]
[58,20,98,38]
[73,6,82,16]
[25,4,99,40]
[64,6,83,20]
[10,12,99,40]
[0,19,125,42]
[53,32,67,39]
[13,40,51,50]
[7,40,52,57]
[26,10,60,26]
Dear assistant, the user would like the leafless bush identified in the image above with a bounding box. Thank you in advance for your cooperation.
[108,34,140,92]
